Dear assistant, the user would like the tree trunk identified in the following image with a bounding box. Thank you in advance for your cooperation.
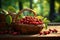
[30,0,32,9]
[0,0,1,9]
[49,0,56,22]
[19,1,23,10]
[58,6,60,15]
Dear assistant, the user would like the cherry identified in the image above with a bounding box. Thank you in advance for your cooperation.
[20,19,24,22]
[26,19,29,21]
[39,32,43,35]
[30,22,36,24]
[9,30,14,34]
[48,31,50,34]
[4,30,8,34]
[0,31,4,34]
[26,21,29,24]
[12,32,18,35]
[49,29,54,33]
[35,22,39,25]
[52,30,55,33]
[16,16,43,25]
[43,31,49,35]
[25,16,28,19]
[49,29,52,32]
[53,29,58,33]
[39,29,58,35]
[49,29,52,31]
[39,21,43,24]
[17,32,21,35]
[39,31,50,35]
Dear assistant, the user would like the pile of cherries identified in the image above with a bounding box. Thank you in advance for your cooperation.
[16,16,43,25]
[0,30,21,35]
[39,29,58,35]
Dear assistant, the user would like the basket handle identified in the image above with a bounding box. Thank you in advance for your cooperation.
[15,8,37,22]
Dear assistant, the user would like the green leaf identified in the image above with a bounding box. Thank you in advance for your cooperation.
[43,18,50,23]
[6,15,12,24]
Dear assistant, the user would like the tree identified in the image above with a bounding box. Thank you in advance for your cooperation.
[30,0,33,9]
[58,6,60,15]
[0,0,1,9]
[18,0,29,10]
[19,1,23,10]
[49,0,56,22]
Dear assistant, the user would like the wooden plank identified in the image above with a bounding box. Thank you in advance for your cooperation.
[0,26,60,40]
[0,26,60,37]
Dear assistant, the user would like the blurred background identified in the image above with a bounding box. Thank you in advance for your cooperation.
[0,0,60,22]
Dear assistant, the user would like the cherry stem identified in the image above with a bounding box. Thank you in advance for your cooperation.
[45,23,48,29]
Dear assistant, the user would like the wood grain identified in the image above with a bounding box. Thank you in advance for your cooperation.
[0,26,60,40]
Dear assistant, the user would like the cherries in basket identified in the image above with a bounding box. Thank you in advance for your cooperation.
[16,16,43,25]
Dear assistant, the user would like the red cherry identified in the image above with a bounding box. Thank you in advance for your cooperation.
[32,22,36,25]
[48,31,50,34]
[23,18,25,20]
[49,29,52,31]
[16,16,43,25]
[17,32,20,35]
[4,30,8,34]
[55,30,58,33]
[43,31,49,35]
[0,31,4,34]
[35,22,39,25]
[29,22,32,24]
[12,32,18,35]
[20,19,24,22]
[33,19,37,22]
[26,21,29,24]
[26,19,29,21]
[30,19,33,22]
[52,30,55,33]
[39,21,43,24]
[39,32,43,35]
[54,29,58,33]
[25,16,28,19]
[9,31,13,34]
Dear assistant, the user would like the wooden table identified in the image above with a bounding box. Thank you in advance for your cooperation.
[0,26,60,40]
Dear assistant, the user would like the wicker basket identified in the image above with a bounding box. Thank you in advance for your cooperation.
[0,12,7,29]
[11,9,44,35]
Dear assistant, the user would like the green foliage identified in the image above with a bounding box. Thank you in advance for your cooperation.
[19,0,29,3]
[2,0,19,13]
[18,11,35,19]
[54,16,60,22]
[1,9,8,15]
[1,0,60,22]
[55,0,60,3]
[6,15,12,24]
[43,17,50,29]
[43,18,50,23]
[36,16,50,23]
[7,6,16,12]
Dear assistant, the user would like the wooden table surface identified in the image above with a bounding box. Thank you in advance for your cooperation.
[0,26,60,40]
